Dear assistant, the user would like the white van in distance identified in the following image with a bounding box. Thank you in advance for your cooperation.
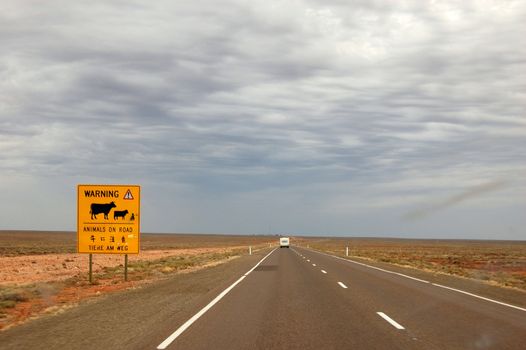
[280,237,290,248]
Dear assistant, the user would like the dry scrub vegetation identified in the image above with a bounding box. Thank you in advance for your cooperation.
[307,238,526,291]
[0,231,272,256]
[0,231,275,330]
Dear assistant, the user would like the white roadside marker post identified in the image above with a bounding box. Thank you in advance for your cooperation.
[249,246,252,255]
[346,246,349,257]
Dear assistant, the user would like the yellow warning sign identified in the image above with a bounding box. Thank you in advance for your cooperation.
[77,184,140,254]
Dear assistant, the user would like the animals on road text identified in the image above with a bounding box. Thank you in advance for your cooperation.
[90,202,116,220]
[114,210,129,220]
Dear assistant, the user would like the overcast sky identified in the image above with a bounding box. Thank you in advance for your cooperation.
[1,0,525,239]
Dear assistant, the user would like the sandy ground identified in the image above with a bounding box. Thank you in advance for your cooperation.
[0,247,243,286]
[0,231,275,330]
[0,246,257,330]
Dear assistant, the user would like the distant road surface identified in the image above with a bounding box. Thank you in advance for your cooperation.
[1,247,525,349]
[155,247,526,350]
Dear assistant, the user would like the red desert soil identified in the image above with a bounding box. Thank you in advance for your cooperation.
[0,247,243,286]
[0,247,253,330]
[0,231,277,330]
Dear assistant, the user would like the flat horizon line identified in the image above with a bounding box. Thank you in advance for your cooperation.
[0,229,524,243]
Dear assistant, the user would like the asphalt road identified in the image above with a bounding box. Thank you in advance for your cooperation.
[1,247,525,349]
[156,246,526,350]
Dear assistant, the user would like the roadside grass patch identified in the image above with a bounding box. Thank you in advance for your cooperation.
[308,238,526,291]
[98,249,243,281]
[0,285,40,316]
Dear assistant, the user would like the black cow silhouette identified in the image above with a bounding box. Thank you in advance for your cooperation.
[90,202,116,220]
[114,210,129,220]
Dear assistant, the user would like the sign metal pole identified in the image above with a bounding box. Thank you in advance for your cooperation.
[124,254,128,281]
[89,253,93,284]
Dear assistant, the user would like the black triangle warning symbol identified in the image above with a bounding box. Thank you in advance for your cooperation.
[123,189,134,200]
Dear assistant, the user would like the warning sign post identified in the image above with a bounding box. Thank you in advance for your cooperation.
[77,184,140,283]
[77,184,141,254]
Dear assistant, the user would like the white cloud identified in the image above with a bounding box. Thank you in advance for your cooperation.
[0,0,525,238]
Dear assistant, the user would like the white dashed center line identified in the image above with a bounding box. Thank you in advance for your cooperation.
[338,282,348,289]
[321,270,327,274]
[377,312,405,330]
[312,264,316,267]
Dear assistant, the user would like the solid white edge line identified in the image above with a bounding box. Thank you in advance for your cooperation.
[157,248,277,350]
[310,249,429,283]
[377,312,405,330]
[338,281,348,289]
[431,283,526,312]
[303,247,526,313]
[321,270,327,274]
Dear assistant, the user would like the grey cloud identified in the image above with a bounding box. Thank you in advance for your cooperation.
[0,0,525,237]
